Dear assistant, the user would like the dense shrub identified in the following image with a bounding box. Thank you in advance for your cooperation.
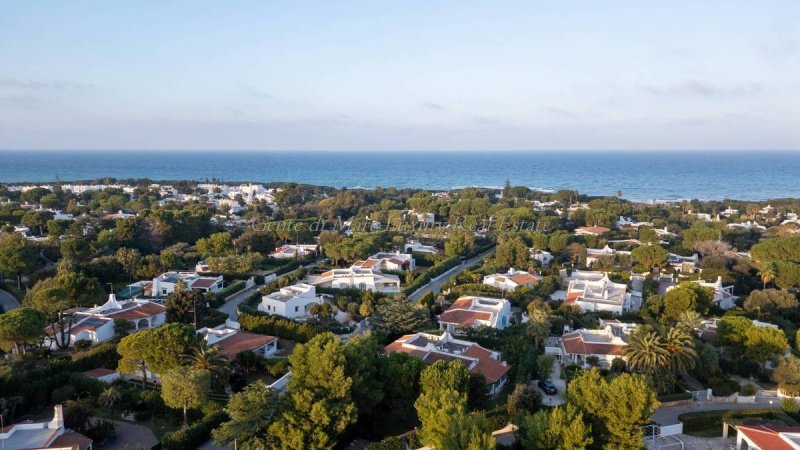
[780,384,800,397]
[402,256,460,295]
[162,410,228,450]
[212,279,246,305]
[709,377,741,397]
[238,312,320,342]
[657,392,692,402]
[680,408,797,433]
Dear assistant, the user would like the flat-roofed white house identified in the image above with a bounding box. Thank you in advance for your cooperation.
[616,216,653,229]
[531,249,554,267]
[0,405,93,450]
[198,321,279,359]
[438,296,512,330]
[667,253,700,273]
[258,283,325,319]
[668,276,738,310]
[146,271,224,297]
[552,319,636,369]
[586,245,631,266]
[574,226,610,237]
[352,251,415,271]
[269,244,319,259]
[483,268,539,291]
[46,293,166,348]
[561,271,640,314]
[309,267,401,293]
[384,331,511,395]
[404,240,441,254]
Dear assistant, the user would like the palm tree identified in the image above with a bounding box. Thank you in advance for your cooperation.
[183,345,230,389]
[624,329,669,374]
[759,262,777,289]
[526,308,551,348]
[662,328,698,374]
[97,386,121,412]
[676,310,702,332]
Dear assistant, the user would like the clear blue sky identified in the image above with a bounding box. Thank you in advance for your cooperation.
[1,1,798,151]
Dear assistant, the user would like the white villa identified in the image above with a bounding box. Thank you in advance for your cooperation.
[438,296,512,330]
[259,283,325,319]
[735,424,800,450]
[384,331,511,395]
[352,251,415,272]
[0,405,93,450]
[309,267,401,293]
[269,244,319,259]
[404,240,441,254]
[720,207,739,218]
[668,276,738,310]
[696,317,778,342]
[46,293,166,348]
[667,253,700,273]
[198,320,279,359]
[727,221,767,232]
[531,249,554,267]
[561,270,640,314]
[574,226,610,237]
[550,319,636,369]
[586,245,631,266]
[145,271,224,297]
[483,268,538,291]
[616,216,653,229]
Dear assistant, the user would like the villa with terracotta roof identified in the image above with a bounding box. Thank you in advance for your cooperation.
[549,319,636,369]
[198,321,278,359]
[258,283,324,319]
[561,270,641,314]
[309,267,400,293]
[383,331,511,394]
[352,251,415,272]
[439,296,512,330]
[269,243,319,259]
[735,424,800,450]
[46,293,166,348]
[574,226,610,236]
[483,268,538,291]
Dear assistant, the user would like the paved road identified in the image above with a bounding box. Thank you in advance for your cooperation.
[198,439,230,450]
[0,289,20,312]
[653,398,781,425]
[408,246,496,302]
[99,418,159,450]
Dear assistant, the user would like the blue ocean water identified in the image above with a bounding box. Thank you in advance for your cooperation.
[0,150,798,201]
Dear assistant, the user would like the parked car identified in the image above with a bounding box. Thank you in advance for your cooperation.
[538,380,558,395]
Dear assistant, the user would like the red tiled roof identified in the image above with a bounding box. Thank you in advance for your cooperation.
[439,309,492,326]
[464,346,511,384]
[106,302,166,320]
[564,291,583,304]
[510,272,537,285]
[84,368,116,378]
[212,331,278,359]
[191,278,219,289]
[561,331,626,356]
[50,431,93,450]
[576,226,610,235]
[449,297,475,309]
[736,425,800,450]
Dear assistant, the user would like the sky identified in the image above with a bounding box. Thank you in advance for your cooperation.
[1,1,799,151]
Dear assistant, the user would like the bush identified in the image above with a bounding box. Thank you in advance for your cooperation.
[780,384,800,397]
[213,279,246,304]
[51,385,77,404]
[73,339,93,350]
[709,377,741,397]
[365,436,404,450]
[238,312,320,343]
[657,392,692,403]
[783,398,799,415]
[85,419,116,445]
[162,410,228,450]
[741,384,758,396]
[680,408,796,433]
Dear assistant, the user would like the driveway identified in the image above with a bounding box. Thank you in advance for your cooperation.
[198,439,230,450]
[0,289,20,311]
[535,359,566,406]
[99,419,159,450]
[408,246,496,302]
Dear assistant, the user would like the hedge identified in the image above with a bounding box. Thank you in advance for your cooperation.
[365,432,421,450]
[708,377,741,397]
[679,408,796,433]
[162,410,228,450]
[657,392,692,403]
[238,312,321,343]
[213,279,246,303]
[402,256,460,295]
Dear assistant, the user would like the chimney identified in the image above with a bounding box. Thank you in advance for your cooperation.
[51,404,65,428]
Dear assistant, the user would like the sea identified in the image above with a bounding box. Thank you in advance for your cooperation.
[0,150,798,202]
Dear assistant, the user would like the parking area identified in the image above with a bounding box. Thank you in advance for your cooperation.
[534,360,566,406]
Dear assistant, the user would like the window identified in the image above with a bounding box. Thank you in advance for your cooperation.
[295,306,299,312]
